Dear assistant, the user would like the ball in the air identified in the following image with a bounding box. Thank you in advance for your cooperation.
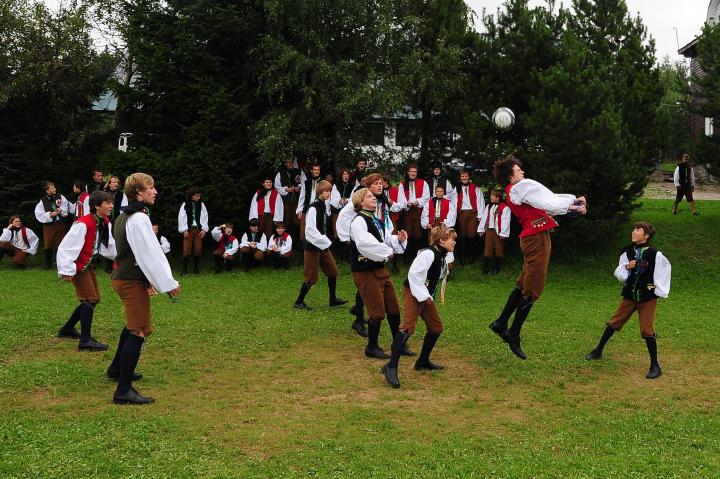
[492,107,515,132]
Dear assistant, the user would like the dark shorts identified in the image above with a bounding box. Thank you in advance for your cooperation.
[675,186,694,203]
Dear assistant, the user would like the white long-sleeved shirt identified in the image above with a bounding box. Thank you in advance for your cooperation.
[249,190,284,222]
[56,221,117,277]
[477,203,512,238]
[304,206,332,251]
[268,234,293,255]
[274,169,306,196]
[421,198,457,229]
[34,196,70,224]
[159,235,171,254]
[508,179,577,216]
[240,232,267,252]
[387,188,407,213]
[349,213,406,263]
[125,212,179,292]
[428,176,457,203]
[69,195,90,218]
[398,180,430,208]
[177,202,209,233]
[613,249,671,299]
[296,177,322,214]
[407,249,448,303]
[336,201,356,243]
[330,183,357,209]
[456,183,485,216]
[673,166,695,188]
[211,227,239,255]
[0,227,39,255]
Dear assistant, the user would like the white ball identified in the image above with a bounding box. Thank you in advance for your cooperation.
[492,107,515,132]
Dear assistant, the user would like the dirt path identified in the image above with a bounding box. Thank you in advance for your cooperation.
[644,180,720,200]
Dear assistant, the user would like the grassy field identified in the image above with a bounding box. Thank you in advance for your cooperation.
[1,199,719,478]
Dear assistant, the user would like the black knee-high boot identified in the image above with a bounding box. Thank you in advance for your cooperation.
[502,296,534,360]
[214,255,223,273]
[489,287,523,335]
[585,325,616,360]
[328,277,346,306]
[414,333,443,370]
[58,304,83,338]
[181,256,189,275]
[391,255,400,274]
[113,334,154,404]
[645,336,662,379]
[493,257,502,274]
[388,314,414,356]
[193,256,200,274]
[44,249,53,269]
[382,330,409,388]
[107,328,143,380]
[77,302,107,351]
[293,282,312,309]
[482,257,491,275]
[365,322,390,359]
[351,291,368,337]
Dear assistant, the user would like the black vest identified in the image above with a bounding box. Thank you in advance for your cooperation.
[428,175,453,195]
[41,195,63,223]
[245,230,263,244]
[112,211,146,281]
[302,176,321,213]
[279,167,302,202]
[620,245,658,302]
[184,201,202,229]
[350,211,385,272]
[110,190,124,222]
[403,247,447,297]
[677,163,691,187]
[304,200,328,251]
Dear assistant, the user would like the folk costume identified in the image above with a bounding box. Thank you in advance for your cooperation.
[427,170,457,204]
[586,244,671,379]
[399,176,430,261]
[383,245,448,388]
[0,225,39,268]
[275,164,305,238]
[293,198,346,309]
[250,186,284,239]
[349,209,409,359]
[71,191,90,219]
[211,226,239,273]
[489,179,579,360]
[239,229,267,271]
[477,199,511,274]
[108,200,179,404]
[672,161,698,215]
[105,189,128,273]
[34,193,70,269]
[177,200,209,274]
[56,213,117,350]
[330,180,356,242]
[267,232,294,269]
[157,233,171,255]
[455,181,484,265]
[295,172,323,242]
[421,195,456,230]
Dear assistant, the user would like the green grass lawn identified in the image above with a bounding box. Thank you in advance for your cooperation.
[1,199,719,478]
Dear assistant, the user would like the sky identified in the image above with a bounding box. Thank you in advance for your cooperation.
[43,0,710,62]
[465,0,711,62]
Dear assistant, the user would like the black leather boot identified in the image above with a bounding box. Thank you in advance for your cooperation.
[181,256,189,276]
[501,295,534,360]
[214,255,223,273]
[382,330,408,388]
[293,282,313,309]
[44,249,53,270]
[489,287,522,339]
[645,336,662,379]
[193,256,200,274]
[414,333,443,370]
[493,257,502,274]
[388,314,414,356]
[365,322,390,359]
[328,277,347,306]
[585,325,616,360]
[482,257,491,275]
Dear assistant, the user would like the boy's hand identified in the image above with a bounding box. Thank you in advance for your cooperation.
[183,231,189,238]
[199,230,206,239]
[62,275,74,282]
[147,287,158,296]
[397,230,408,243]
[626,260,637,270]
[168,286,180,298]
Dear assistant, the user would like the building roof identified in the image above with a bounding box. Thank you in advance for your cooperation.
[678,37,700,58]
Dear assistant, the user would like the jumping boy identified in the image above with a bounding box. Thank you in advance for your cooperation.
[293,180,346,309]
[585,222,671,379]
[107,173,180,404]
[382,224,455,388]
[56,191,117,350]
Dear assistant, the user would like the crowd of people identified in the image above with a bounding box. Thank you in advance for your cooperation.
[0,153,678,403]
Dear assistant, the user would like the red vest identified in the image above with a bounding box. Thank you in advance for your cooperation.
[483,202,507,233]
[428,198,451,223]
[75,192,89,218]
[388,186,400,223]
[272,232,290,248]
[256,189,279,216]
[402,179,426,203]
[456,183,479,212]
[505,184,557,237]
[215,234,238,252]
[75,215,109,273]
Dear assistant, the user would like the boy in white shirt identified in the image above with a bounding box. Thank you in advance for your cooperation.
[0,215,39,269]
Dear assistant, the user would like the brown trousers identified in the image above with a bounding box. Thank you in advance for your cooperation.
[515,230,551,301]
[402,207,423,240]
[457,210,478,238]
[484,229,505,258]
[351,268,400,322]
[400,287,443,335]
[240,246,265,262]
[304,249,337,284]
[182,229,203,257]
[72,267,101,303]
[43,222,66,250]
[299,216,305,241]
[607,298,657,337]
[260,213,275,239]
[0,242,27,266]
[112,279,153,337]
[283,198,299,231]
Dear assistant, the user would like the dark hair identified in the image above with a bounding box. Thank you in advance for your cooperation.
[431,161,442,169]
[91,168,103,176]
[89,191,113,211]
[41,180,55,192]
[249,219,260,228]
[493,154,521,186]
[356,159,367,165]
[459,168,472,178]
[186,186,202,203]
[633,221,656,242]
[434,184,446,193]
[8,215,22,225]
[224,222,234,228]
[275,221,285,229]
[73,179,86,190]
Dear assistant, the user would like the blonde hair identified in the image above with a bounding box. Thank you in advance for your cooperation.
[429,224,457,246]
[124,173,154,201]
[315,179,332,196]
[352,187,369,211]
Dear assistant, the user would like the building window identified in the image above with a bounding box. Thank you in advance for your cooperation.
[358,122,385,146]
[706,117,714,137]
